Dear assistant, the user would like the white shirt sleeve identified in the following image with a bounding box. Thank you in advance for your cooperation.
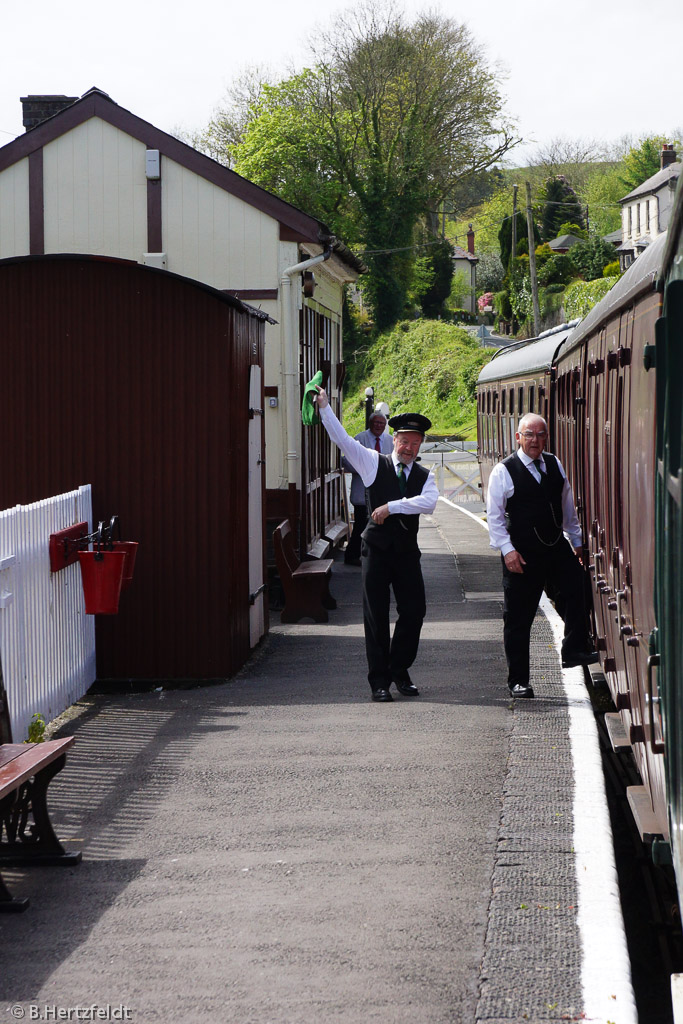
[387,468,439,516]
[319,403,379,486]
[486,462,516,555]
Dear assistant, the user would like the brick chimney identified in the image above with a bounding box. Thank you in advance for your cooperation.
[467,224,475,255]
[20,95,78,131]
[661,144,678,170]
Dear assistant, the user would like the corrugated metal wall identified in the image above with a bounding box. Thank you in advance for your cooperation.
[0,255,264,681]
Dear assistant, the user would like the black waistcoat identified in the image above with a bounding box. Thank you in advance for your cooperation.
[503,451,564,556]
[362,455,429,552]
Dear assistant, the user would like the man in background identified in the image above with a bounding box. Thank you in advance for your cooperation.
[343,410,393,566]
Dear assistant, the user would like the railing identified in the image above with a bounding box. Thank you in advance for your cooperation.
[0,485,96,741]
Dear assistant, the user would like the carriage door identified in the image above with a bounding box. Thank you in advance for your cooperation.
[585,331,613,671]
[248,364,266,648]
[605,318,630,711]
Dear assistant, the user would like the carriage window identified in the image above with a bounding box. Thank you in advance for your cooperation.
[501,389,506,415]
[486,391,491,414]
[528,386,535,412]
[518,386,523,414]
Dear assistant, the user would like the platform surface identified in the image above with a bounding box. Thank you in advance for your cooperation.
[0,502,635,1023]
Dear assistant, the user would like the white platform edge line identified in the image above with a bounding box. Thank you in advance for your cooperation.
[439,496,638,1024]
[540,592,638,1024]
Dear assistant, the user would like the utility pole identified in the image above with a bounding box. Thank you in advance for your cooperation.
[525,182,541,337]
[512,184,518,258]
[511,185,518,335]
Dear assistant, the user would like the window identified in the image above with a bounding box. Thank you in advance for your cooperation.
[529,385,535,412]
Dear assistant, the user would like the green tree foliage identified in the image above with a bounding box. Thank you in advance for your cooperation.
[210,3,517,333]
[231,71,358,243]
[618,135,671,192]
[476,252,505,292]
[541,176,586,240]
[556,221,588,240]
[498,211,531,269]
[568,235,618,281]
[415,238,455,318]
[343,319,493,435]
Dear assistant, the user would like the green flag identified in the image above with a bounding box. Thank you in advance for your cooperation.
[302,370,323,426]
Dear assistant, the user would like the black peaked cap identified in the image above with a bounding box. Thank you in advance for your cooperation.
[388,413,432,435]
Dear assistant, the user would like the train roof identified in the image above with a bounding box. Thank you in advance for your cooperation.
[557,232,667,358]
[477,322,579,384]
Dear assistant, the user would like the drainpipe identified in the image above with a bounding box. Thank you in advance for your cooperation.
[280,246,333,488]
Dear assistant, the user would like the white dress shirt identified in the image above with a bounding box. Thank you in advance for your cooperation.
[486,449,583,556]
[320,403,438,516]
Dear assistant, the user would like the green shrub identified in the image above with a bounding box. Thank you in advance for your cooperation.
[564,276,620,319]
[603,260,620,278]
[342,319,494,435]
[494,289,512,318]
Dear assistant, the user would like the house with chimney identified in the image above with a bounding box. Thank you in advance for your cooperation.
[616,143,681,270]
[452,225,478,314]
[0,88,363,684]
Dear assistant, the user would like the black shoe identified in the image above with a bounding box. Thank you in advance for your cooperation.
[509,683,535,698]
[393,674,420,696]
[371,688,393,702]
[562,650,599,669]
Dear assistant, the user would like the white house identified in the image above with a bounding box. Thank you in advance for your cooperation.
[0,88,363,557]
[617,144,680,270]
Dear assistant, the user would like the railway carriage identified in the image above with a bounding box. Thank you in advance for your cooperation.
[477,223,676,866]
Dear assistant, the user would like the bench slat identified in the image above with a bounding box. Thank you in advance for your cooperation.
[293,560,333,576]
[0,738,74,800]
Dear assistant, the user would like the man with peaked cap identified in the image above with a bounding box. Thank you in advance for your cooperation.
[315,387,438,702]
[342,409,394,566]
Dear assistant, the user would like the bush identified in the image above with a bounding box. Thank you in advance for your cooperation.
[342,319,494,435]
[564,276,620,319]
[557,221,588,240]
[568,236,619,281]
[538,253,574,286]
[494,289,512,318]
[603,260,620,278]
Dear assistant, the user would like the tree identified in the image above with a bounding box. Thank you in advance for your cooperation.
[212,2,518,332]
[416,238,455,318]
[618,135,676,192]
[311,5,517,329]
[541,176,586,241]
[568,235,617,281]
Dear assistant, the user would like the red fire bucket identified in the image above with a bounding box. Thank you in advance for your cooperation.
[111,541,138,590]
[78,551,126,614]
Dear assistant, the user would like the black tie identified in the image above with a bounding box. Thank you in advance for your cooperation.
[533,458,547,488]
[397,463,407,496]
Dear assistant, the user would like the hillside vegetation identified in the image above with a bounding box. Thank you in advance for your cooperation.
[343,320,493,438]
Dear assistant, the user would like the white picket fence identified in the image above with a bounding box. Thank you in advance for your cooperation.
[0,485,96,741]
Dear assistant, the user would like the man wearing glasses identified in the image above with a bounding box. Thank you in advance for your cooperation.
[487,413,597,698]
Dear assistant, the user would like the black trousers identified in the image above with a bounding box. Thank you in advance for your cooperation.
[361,540,426,690]
[345,504,368,562]
[502,538,590,688]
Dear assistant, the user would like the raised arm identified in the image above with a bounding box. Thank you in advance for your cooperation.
[315,387,379,486]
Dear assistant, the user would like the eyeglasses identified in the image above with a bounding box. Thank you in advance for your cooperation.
[519,431,547,439]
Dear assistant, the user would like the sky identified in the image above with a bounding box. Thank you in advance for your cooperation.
[1,0,681,168]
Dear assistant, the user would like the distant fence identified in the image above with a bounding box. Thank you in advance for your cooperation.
[0,485,96,741]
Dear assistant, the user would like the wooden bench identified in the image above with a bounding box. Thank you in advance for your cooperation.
[273,519,337,623]
[0,737,81,912]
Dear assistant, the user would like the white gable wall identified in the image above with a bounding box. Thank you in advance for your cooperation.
[0,158,30,258]
[161,158,278,290]
[43,120,147,257]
